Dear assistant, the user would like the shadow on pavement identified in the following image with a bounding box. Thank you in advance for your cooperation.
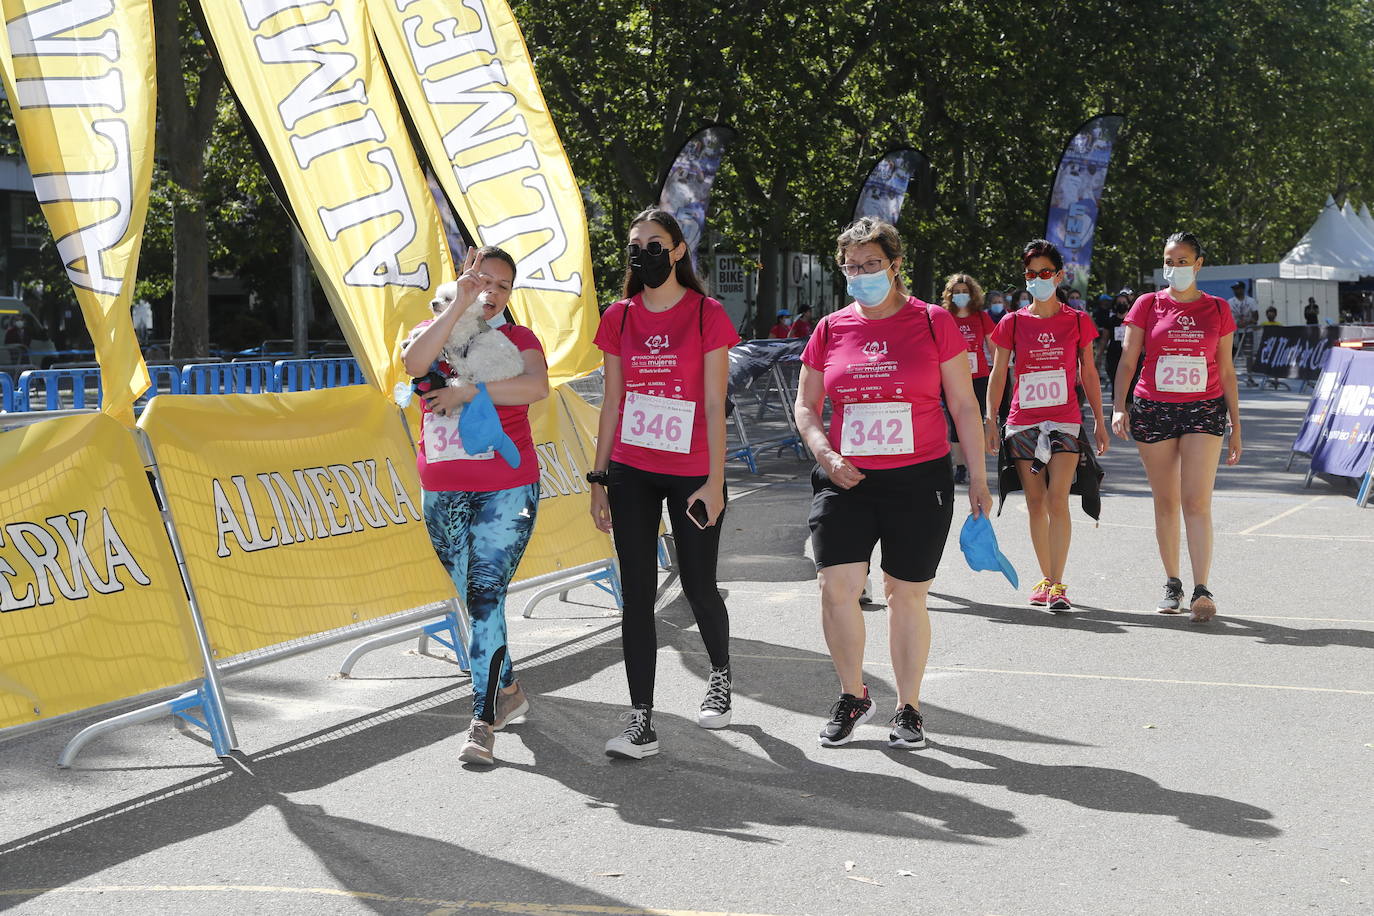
[895,742,1280,838]
[929,591,1374,651]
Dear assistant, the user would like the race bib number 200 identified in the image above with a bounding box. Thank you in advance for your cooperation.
[842,402,914,456]
[1018,369,1068,409]
[620,391,695,454]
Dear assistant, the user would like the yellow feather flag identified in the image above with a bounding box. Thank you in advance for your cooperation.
[365,0,601,385]
[0,0,156,424]
[196,0,453,396]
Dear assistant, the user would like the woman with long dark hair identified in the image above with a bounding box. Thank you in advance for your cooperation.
[588,208,740,759]
[985,239,1108,611]
[1111,232,1241,621]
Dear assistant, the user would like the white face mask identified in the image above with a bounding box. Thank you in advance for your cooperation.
[952,292,971,309]
[1026,278,1057,302]
[1163,265,1196,291]
[486,311,508,329]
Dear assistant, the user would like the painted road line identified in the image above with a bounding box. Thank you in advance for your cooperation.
[0,886,783,916]
[1237,494,1325,535]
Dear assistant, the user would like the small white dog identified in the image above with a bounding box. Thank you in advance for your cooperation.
[429,280,525,387]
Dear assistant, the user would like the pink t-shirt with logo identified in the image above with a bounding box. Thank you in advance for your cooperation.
[990,306,1098,425]
[952,310,997,378]
[594,292,741,476]
[413,321,545,493]
[1125,292,1236,402]
[801,298,967,470]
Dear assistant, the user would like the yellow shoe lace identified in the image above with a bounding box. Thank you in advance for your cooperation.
[1049,583,1068,598]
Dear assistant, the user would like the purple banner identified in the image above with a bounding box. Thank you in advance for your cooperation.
[658,125,736,264]
[1310,350,1374,478]
[1046,115,1124,292]
[853,149,926,226]
[1293,347,1355,456]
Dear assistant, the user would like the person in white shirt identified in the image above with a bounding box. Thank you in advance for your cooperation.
[1226,282,1257,329]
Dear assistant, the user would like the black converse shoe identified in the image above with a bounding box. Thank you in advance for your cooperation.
[818,688,874,747]
[698,666,732,729]
[1157,577,1184,614]
[605,706,659,760]
[888,704,927,749]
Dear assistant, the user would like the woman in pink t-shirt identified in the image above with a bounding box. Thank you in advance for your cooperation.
[1111,232,1242,622]
[402,246,550,766]
[589,208,740,761]
[941,272,997,485]
[985,240,1109,612]
[795,217,992,751]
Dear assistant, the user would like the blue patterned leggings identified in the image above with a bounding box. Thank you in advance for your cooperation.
[423,483,539,723]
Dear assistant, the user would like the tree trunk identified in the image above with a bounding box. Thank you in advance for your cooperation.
[755,237,780,339]
[170,195,210,358]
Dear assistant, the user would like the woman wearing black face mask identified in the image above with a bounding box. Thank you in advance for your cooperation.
[588,208,740,760]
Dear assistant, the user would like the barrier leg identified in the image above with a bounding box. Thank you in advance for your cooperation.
[340,601,470,676]
[58,679,227,768]
[522,560,621,618]
[1358,455,1374,509]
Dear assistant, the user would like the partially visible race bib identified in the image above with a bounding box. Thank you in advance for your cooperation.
[424,411,494,462]
[966,351,978,373]
[620,391,695,454]
[842,402,914,456]
[1156,354,1207,393]
[1018,368,1069,409]
[1114,326,1127,342]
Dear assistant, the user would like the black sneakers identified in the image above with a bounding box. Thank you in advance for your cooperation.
[605,706,659,760]
[697,665,732,729]
[1157,577,1184,614]
[888,704,927,749]
[819,688,874,747]
[1190,584,1217,622]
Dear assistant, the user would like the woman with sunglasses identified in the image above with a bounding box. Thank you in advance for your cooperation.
[795,218,992,750]
[985,240,1108,611]
[1111,233,1240,621]
[941,273,995,485]
[588,208,740,760]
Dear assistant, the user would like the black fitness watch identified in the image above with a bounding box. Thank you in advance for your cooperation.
[585,469,610,486]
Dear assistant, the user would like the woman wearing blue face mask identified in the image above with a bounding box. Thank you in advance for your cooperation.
[1111,232,1241,622]
[941,273,995,485]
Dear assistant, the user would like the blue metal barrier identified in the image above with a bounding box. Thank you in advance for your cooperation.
[136,364,184,408]
[17,367,102,411]
[274,357,365,392]
[179,361,277,395]
[0,372,12,412]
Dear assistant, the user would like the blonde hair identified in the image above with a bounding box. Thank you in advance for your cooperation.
[940,273,985,313]
[835,217,907,294]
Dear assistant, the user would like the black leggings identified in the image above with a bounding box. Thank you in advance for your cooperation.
[607,460,730,707]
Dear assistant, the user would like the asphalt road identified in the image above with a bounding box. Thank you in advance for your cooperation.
[1,386,1371,916]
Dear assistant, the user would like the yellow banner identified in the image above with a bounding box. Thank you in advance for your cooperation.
[366,0,601,386]
[0,414,200,731]
[0,0,156,423]
[197,0,453,397]
[137,387,456,658]
[514,386,614,582]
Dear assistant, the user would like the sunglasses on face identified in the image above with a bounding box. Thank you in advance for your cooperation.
[627,241,669,258]
[1023,268,1057,280]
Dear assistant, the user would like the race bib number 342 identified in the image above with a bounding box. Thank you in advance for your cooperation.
[842,402,914,456]
[620,391,695,454]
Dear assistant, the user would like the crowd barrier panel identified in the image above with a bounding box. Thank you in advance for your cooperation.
[1287,347,1374,505]
[0,371,12,412]
[179,360,278,395]
[135,364,186,410]
[726,340,808,473]
[0,411,234,767]
[275,357,365,392]
[17,367,102,412]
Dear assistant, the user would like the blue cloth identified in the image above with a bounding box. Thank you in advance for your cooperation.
[958,513,1018,588]
[460,382,521,468]
[423,483,539,722]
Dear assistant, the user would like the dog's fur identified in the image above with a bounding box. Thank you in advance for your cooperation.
[429,280,525,387]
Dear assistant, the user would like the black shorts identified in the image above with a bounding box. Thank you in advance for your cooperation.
[1006,426,1083,462]
[945,375,990,444]
[808,455,955,583]
[1129,396,1227,443]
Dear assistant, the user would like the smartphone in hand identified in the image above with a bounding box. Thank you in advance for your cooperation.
[687,499,711,529]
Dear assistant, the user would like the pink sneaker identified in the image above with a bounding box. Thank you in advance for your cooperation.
[1029,578,1051,607]
[1048,582,1072,611]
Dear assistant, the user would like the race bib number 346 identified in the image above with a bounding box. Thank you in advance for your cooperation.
[842,402,914,456]
[620,391,695,454]
[424,412,494,462]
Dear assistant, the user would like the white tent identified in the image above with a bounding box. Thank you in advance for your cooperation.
[1340,201,1374,263]
[1360,202,1374,241]
[1280,195,1373,281]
